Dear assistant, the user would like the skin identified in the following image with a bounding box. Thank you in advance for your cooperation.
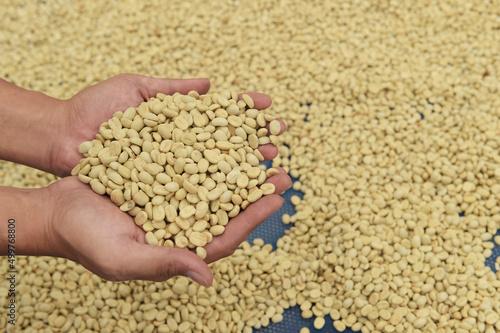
[0,74,291,286]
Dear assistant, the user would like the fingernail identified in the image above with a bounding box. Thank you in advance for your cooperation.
[278,199,285,209]
[187,271,209,287]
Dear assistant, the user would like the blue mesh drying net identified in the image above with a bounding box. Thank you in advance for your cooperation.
[246,161,500,333]
[245,160,355,333]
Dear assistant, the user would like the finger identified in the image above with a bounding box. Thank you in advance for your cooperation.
[265,166,288,177]
[257,144,279,161]
[122,243,213,286]
[265,168,292,194]
[134,225,147,244]
[257,118,286,160]
[238,93,272,110]
[140,76,211,98]
[203,194,284,263]
[265,118,286,135]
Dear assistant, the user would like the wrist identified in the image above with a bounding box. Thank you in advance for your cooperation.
[0,185,59,258]
[34,94,69,176]
[0,79,68,176]
[45,98,75,177]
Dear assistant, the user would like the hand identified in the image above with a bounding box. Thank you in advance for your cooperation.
[45,78,291,283]
[51,73,211,177]
[46,168,291,285]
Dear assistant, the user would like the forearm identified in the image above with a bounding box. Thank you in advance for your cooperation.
[0,79,65,174]
[0,186,57,257]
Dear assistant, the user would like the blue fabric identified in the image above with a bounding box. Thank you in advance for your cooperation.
[247,161,500,333]
[246,160,355,332]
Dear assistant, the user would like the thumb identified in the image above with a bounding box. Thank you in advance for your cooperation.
[126,242,213,286]
[138,75,211,98]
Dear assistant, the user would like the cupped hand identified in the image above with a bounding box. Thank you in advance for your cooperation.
[46,168,290,285]
[47,176,212,285]
[51,73,211,177]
